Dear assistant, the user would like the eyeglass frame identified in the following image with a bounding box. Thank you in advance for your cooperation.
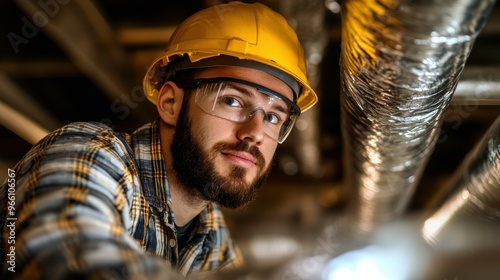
[173,77,302,143]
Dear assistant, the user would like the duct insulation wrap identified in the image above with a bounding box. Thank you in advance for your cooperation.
[340,0,496,235]
[422,115,500,251]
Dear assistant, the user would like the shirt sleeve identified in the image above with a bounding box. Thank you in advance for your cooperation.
[0,122,182,280]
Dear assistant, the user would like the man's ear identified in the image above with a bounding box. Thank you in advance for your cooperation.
[157,81,184,126]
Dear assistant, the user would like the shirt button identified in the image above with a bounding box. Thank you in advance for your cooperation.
[169,239,176,247]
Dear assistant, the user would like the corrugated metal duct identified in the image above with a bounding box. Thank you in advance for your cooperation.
[423,114,500,251]
[340,0,496,236]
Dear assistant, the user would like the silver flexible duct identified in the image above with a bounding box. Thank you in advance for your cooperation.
[422,114,500,250]
[341,0,496,235]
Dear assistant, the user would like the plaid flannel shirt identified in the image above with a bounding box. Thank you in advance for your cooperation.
[0,120,244,279]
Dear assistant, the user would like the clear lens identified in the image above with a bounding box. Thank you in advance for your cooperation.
[190,78,299,143]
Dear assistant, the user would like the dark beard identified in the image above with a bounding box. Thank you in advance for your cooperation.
[170,102,272,209]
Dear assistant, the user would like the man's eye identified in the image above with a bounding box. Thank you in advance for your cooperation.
[221,97,241,107]
[266,113,281,125]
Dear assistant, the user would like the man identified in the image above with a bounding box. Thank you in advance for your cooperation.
[0,2,317,279]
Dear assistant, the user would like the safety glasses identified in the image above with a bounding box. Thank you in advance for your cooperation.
[177,77,300,144]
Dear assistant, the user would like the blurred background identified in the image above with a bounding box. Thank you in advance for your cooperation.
[1,0,499,279]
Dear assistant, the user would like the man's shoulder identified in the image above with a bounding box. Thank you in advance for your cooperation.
[50,121,125,139]
[18,121,136,169]
[12,121,144,192]
[39,121,132,148]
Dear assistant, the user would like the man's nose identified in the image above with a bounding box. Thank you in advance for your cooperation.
[236,109,267,144]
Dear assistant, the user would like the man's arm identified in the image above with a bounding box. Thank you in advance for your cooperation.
[1,123,181,280]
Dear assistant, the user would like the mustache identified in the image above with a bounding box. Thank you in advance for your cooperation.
[213,141,265,169]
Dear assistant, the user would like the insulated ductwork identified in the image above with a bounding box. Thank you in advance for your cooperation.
[340,0,496,235]
[422,114,500,250]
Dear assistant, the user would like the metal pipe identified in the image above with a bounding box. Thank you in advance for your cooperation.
[452,66,500,105]
[260,0,328,179]
[14,0,154,125]
[0,100,49,145]
[422,114,500,250]
[0,72,61,131]
[340,0,496,236]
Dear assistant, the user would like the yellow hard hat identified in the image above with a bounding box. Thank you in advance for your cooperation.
[143,1,318,113]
